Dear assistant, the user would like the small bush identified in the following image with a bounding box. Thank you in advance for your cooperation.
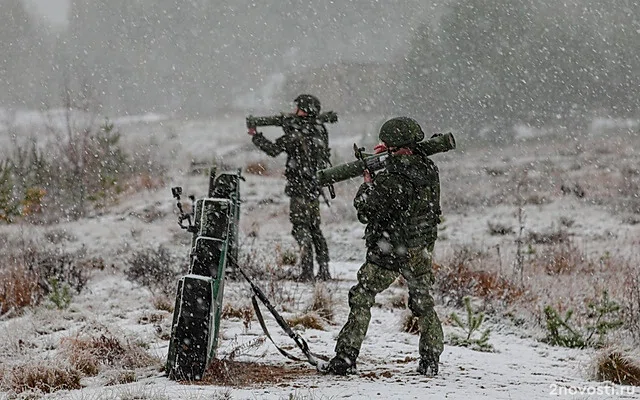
[448,296,495,352]
[542,306,586,348]
[61,332,158,376]
[0,244,97,316]
[435,249,523,307]
[21,245,93,295]
[585,291,624,347]
[487,221,514,236]
[126,245,182,297]
[527,228,570,245]
[8,364,82,394]
[46,277,72,310]
[152,294,174,313]
[0,160,20,223]
[401,312,420,335]
[558,216,575,228]
[105,370,137,386]
[623,270,640,343]
[306,283,335,322]
[530,241,589,275]
[543,291,623,349]
[0,266,41,315]
[278,249,298,266]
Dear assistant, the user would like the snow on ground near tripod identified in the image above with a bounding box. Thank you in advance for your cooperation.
[1,112,640,399]
[20,266,636,400]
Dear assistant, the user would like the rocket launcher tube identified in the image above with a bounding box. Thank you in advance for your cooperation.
[246,114,286,129]
[246,111,338,129]
[317,132,456,187]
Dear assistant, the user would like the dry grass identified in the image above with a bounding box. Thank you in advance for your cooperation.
[434,259,524,307]
[105,370,137,386]
[192,359,314,387]
[0,243,99,317]
[306,283,335,322]
[286,312,325,331]
[221,303,254,331]
[125,245,182,297]
[622,269,640,343]
[5,363,82,394]
[530,241,591,275]
[276,245,298,266]
[244,162,269,176]
[152,294,175,312]
[487,221,514,236]
[0,265,42,315]
[401,312,420,335]
[61,333,159,376]
[592,350,640,386]
[388,292,408,309]
[527,228,570,245]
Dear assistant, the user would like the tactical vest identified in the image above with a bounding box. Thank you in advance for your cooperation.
[381,154,441,250]
[281,118,328,200]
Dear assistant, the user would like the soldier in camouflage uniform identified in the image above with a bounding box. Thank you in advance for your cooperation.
[248,94,331,281]
[322,117,444,376]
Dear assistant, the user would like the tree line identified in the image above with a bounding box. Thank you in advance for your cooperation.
[393,0,640,140]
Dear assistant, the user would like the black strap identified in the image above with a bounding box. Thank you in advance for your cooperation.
[250,294,329,367]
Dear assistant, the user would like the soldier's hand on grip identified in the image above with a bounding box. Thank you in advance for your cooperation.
[373,143,388,154]
[248,127,257,136]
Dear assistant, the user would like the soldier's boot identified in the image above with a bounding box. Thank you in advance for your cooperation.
[318,354,357,376]
[293,225,315,282]
[311,227,331,281]
[297,247,315,282]
[417,353,439,377]
[316,261,331,281]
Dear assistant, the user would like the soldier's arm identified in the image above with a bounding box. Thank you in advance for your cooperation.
[252,133,286,157]
[353,174,412,224]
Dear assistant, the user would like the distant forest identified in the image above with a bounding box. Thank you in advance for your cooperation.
[1,0,638,138]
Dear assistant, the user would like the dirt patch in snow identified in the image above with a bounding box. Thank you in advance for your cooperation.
[185,359,315,387]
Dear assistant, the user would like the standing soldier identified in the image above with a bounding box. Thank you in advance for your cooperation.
[248,94,332,281]
[322,117,444,376]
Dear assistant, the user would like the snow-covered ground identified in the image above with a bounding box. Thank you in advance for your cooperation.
[1,112,639,399]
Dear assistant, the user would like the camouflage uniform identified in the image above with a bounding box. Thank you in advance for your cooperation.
[328,148,444,375]
[252,116,331,281]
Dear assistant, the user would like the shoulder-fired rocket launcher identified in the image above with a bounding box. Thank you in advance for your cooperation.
[316,132,456,187]
[246,111,338,129]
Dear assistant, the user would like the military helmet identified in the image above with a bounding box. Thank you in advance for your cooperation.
[294,94,321,116]
[379,117,425,147]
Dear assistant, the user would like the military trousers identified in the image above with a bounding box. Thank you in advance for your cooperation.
[289,196,330,280]
[334,244,443,362]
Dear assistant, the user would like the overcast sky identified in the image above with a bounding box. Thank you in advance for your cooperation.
[26,0,69,26]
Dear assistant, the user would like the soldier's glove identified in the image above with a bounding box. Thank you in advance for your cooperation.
[373,142,388,154]
[393,148,413,156]
[248,127,257,136]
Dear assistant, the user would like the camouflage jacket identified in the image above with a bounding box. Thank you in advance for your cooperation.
[252,116,330,200]
[354,152,441,266]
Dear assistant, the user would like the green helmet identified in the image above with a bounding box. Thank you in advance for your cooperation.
[294,94,321,116]
[379,117,425,147]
